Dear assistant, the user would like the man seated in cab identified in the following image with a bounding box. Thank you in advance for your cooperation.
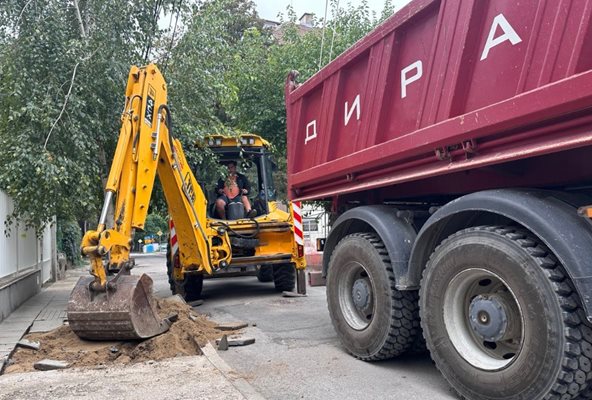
[215,160,257,219]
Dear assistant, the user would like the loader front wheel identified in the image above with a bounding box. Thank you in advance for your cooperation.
[327,233,419,361]
[420,226,592,400]
[257,265,273,282]
[273,263,295,291]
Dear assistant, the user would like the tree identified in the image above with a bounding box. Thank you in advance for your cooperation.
[223,1,392,197]
[0,0,175,234]
[0,0,396,238]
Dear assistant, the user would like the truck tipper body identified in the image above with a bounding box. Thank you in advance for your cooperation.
[285,1,592,399]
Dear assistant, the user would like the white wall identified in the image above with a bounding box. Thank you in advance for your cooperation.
[0,190,54,284]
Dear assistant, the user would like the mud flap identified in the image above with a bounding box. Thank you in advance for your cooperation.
[67,274,170,340]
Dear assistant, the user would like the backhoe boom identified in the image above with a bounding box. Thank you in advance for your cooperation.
[70,65,231,340]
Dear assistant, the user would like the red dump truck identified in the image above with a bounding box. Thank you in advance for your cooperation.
[285,1,592,399]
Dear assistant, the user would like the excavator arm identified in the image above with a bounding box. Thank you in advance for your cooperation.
[69,65,231,340]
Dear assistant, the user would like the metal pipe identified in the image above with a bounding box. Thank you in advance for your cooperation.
[99,191,114,226]
[153,112,162,160]
[260,148,270,214]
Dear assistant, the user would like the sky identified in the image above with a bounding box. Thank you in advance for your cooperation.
[255,0,413,22]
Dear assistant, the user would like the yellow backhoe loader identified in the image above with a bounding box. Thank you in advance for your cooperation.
[67,64,306,340]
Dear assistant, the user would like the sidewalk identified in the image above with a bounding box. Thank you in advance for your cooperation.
[0,268,86,370]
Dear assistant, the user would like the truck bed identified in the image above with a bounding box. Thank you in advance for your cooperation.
[285,0,592,201]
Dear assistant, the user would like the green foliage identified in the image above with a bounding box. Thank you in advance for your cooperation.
[0,0,396,237]
[0,0,175,234]
[57,219,82,265]
[144,213,168,237]
[165,0,261,142]
[223,1,392,196]
[133,212,168,248]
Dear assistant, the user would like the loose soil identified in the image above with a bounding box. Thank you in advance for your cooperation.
[4,297,236,374]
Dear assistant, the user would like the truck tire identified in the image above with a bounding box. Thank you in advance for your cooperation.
[257,265,273,282]
[166,244,203,301]
[420,226,592,400]
[406,322,428,356]
[327,233,419,361]
[272,263,295,291]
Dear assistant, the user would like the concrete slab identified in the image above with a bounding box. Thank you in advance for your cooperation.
[215,322,248,331]
[216,337,256,347]
[2,316,37,323]
[0,336,24,345]
[34,359,69,371]
[36,308,67,321]
[0,357,247,400]
[0,342,22,352]
[0,327,30,337]
[0,322,32,332]
[17,339,40,350]
[29,320,64,333]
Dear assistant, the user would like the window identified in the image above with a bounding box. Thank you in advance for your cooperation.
[303,219,318,232]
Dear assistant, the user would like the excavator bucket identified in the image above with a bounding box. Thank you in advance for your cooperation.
[67,274,170,340]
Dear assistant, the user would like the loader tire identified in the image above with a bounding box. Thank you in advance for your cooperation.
[166,244,175,293]
[181,274,203,302]
[257,265,273,282]
[166,244,203,301]
[272,263,295,292]
[420,226,592,400]
[326,233,419,361]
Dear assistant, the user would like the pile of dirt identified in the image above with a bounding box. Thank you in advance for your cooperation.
[4,297,236,374]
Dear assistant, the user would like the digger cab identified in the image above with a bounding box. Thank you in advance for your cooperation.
[204,134,278,219]
[166,133,306,302]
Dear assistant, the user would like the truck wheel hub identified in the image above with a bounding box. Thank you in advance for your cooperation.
[469,294,510,342]
[352,279,372,310]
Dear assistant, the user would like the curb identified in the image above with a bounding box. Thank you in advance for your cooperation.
[200,342,265,400]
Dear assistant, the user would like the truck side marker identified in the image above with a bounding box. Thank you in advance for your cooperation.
[345,94,361,126]
[305,120,317,144]
[292,201,304,246]
[481,14,522,61]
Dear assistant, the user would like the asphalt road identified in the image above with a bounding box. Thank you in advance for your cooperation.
[137,253,459,400]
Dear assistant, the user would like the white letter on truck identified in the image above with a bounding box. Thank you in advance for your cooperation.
[305,120,317,144]
[344,94,361,126]
[401,60,423,99]
[481,14,522,61]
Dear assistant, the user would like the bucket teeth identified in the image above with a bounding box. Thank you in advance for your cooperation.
[67,274,170,340]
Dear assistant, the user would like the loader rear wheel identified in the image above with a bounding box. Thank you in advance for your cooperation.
[257,266,273,282]
[420,226,592,400]
[166,245,175,293]
[327,233,419,361]
[166,244,203,301]
[181,274,203,302]
[272,263,295,292]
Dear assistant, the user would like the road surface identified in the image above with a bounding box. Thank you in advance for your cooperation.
[139,253,459,400]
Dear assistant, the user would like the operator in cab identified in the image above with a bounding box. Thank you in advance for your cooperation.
[215,160,257,219]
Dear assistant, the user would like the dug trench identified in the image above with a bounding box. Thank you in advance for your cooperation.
[3,297,239,374]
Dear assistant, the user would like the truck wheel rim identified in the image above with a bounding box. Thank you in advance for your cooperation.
[338,261,374,330]
[444,268,523,371]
